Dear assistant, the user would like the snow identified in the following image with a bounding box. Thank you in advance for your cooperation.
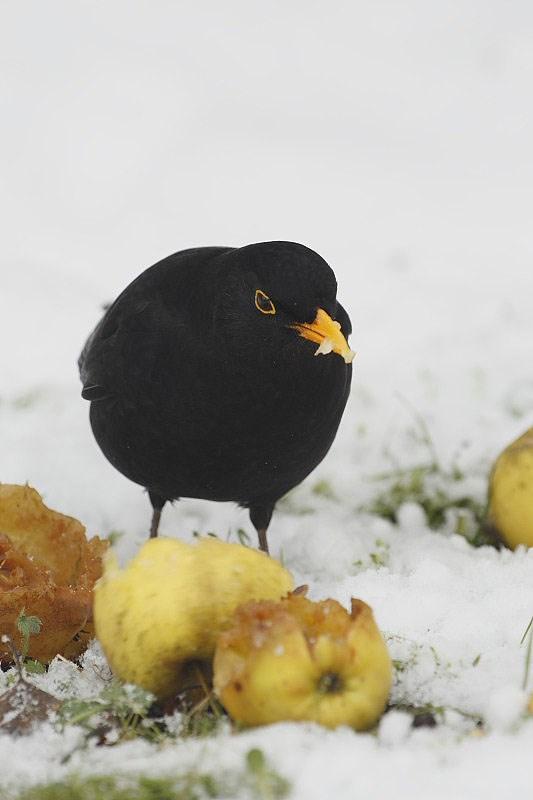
[484,686,527,732]
[378,710,412,746]
[2,1,533,797]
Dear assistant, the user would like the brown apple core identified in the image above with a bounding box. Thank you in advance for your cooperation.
[317,672,344,694]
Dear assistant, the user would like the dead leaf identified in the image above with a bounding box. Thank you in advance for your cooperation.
[0,679,60,736]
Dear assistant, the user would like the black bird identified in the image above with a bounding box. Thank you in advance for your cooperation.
[79,241,354,552]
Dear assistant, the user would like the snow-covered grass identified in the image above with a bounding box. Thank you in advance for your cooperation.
[2,289,533,798]
[2,2,533,797]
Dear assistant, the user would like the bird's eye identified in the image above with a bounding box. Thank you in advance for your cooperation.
[255,289,276,315]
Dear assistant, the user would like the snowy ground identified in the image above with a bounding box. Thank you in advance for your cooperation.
[2,2,533,798]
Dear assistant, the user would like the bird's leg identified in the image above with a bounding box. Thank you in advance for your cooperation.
[257,527,269,554]
[148,491,167,539]
[149,508,162,538]
[249,504,275,554]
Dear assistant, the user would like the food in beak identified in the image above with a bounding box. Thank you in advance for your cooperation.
[291,308,355,364]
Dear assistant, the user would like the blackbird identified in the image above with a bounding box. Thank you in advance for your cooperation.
[79,241,354,552]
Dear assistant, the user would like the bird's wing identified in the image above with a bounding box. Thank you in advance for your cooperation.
[78,247,234,403]
[78,294,152,401]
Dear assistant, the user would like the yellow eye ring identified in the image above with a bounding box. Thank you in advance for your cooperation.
[255,289,276,315]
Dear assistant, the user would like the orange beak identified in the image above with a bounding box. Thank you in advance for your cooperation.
[290,308,355,364]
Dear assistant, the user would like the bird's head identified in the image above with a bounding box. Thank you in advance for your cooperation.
[215,241,355,366]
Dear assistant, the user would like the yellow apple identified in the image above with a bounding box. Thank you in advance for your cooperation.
[213,593,392,730]
[488,427,533,548]
[94,536,293,698]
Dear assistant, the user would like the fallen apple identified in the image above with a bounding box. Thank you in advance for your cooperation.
[213,593,392,730]
[94,536,293,698]
[488,427,533,548]
[0,484,107,665]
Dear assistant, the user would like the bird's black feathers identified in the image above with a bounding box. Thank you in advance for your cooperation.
[79,241,353,548]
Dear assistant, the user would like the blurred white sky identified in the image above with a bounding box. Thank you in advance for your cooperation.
[1,1,532,395]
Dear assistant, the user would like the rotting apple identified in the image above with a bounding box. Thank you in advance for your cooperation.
[213,593,392,730]
[0,483,107,665]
